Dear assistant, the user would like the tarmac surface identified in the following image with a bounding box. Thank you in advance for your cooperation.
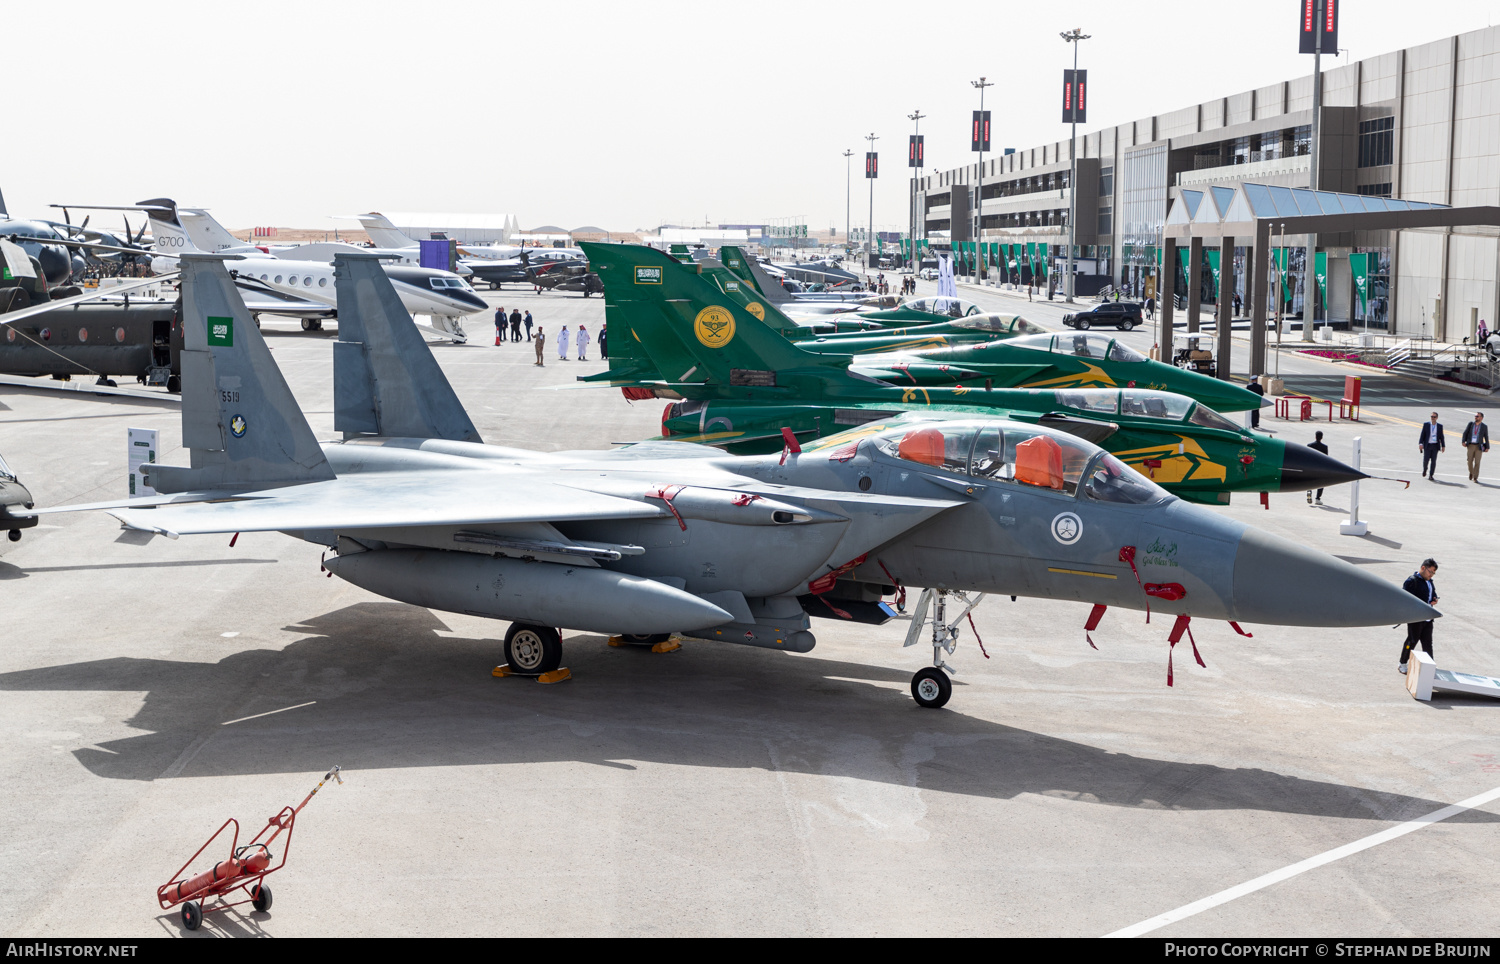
[2,277,1498,937]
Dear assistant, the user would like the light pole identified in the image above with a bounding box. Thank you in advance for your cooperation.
[843,148,853,260]
[1303,0,1325,342]
[908,110,925,273]
[865,132,878,277]
[971,78,992,284]
[1061,27,1090,303]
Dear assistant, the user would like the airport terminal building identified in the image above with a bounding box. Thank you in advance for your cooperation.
[913,24,1500,342]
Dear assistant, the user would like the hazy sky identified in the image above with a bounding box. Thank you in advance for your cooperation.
[4,1,1495,235]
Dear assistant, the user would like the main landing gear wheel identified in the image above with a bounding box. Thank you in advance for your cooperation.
[181,900,202,931]
[911,667,952,709]
[504,623,562,675]
[167,374,182,393]
[622,633,670,645]
[252,883,272,912]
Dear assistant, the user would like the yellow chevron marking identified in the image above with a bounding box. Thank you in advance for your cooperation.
[1021,361,1117,389]
[1113,435,1228,484]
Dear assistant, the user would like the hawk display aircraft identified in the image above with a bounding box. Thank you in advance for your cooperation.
[578,243,1353,504]
[40,252,1435,709]
[582,243,1263,413]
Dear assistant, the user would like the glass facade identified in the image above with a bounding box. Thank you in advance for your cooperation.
[1121,144,1167,253]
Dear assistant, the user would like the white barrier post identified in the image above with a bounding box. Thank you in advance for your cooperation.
[1340,436,1368,536]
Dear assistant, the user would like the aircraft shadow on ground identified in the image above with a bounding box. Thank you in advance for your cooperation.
[0,602,1488,826]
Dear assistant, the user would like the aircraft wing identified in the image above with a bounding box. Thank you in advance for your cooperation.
[238,294,337,319]
[110,470,667,537]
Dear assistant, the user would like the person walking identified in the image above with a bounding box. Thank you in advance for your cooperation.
[1478,319,1490,344]
[1307,430,1329,504]
[1145,296,1156,322]
[576,324,590,361]
[1398,558,1440,674]
[598,323,608,360]
[509,308,523,344]
[533,327,545,366]
[1462,411,1489,482]
[1419,412,1445,480]
[1247,375,1265,428]
[510,311,522,342]
[556,325,570,361]
[495,306,506,346]
[523,310,533,341]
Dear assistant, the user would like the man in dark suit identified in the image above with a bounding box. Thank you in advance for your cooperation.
[1398,558,1439,674]
[1461,411,1489,482]
[1418,412,1445,479]
[1247,375,1265,428]
[1306,429,1329,504]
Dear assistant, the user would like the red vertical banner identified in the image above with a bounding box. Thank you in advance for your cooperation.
[1062,70,1087,124]
[909,135,924,168]
[1299,0,1338,54]
[971,111,991,152]
[866,152,878,178]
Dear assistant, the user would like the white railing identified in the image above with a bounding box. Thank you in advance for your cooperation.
[1386,339,1412,368]
[1176,155,1312,188]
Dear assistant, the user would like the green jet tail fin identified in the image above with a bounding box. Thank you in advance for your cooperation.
[580,243,857,393]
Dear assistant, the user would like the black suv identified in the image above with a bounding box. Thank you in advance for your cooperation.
[1063,301,1143,330]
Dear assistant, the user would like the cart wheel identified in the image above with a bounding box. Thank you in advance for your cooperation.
[252,883,273,913]
[503,623,562,675]
[181,900,202,931]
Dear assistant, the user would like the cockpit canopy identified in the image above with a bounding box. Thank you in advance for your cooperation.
[902,297,982,318]
[0,452,14,480]
[1052,389,1245,433]
[860,419,1169,503]
[1007,331,1148,363]
[949,313,1045,334]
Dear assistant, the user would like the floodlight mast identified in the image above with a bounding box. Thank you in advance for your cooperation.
[1061,27,1090,304]
[843,149,854,260]
[865,132,878,276]
[971,79,992,284]
[908,110,925,273]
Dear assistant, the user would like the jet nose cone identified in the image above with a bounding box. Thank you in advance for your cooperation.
[1230,527,1440,626]
[456,290,488,312]
[1277,442,1367,493]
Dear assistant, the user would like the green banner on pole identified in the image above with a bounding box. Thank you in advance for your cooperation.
[1351,252,1370,314]
[1315,251,1328,310]
[1205,249,1221,298]
[1037,243,1049,280]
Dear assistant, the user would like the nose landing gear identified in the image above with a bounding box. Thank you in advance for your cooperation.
[903,588,986,709]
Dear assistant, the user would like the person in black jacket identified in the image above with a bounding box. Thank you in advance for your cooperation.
[509,308,524,344]
[1418,412,1445,479]
[1247,375,1265,428]
[1461,411,1489,482]
[1306,430,1329,504]
[1398,558,1439,674]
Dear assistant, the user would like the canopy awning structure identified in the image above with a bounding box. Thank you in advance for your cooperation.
[1155,182,1500,376]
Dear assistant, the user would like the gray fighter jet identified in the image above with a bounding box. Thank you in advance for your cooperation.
[42,252,1438,709]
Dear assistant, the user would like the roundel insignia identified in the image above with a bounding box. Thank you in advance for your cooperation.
[230,414,247,438]
[693,305,736,348]
[1050,511,1083,545]
[744,301,765,321]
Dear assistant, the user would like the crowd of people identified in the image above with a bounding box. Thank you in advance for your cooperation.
[494,305,606,367]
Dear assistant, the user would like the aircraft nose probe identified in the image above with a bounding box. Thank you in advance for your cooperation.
[1276,441,1367,493]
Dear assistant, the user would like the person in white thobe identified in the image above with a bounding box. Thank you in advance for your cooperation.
[556,325,570,360]
[576,325,590,360]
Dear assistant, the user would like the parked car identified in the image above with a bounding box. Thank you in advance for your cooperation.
[1063,301,1143,330]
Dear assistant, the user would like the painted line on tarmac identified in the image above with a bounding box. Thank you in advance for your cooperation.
[1105,782,1500,938]
[221,701,317,726]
